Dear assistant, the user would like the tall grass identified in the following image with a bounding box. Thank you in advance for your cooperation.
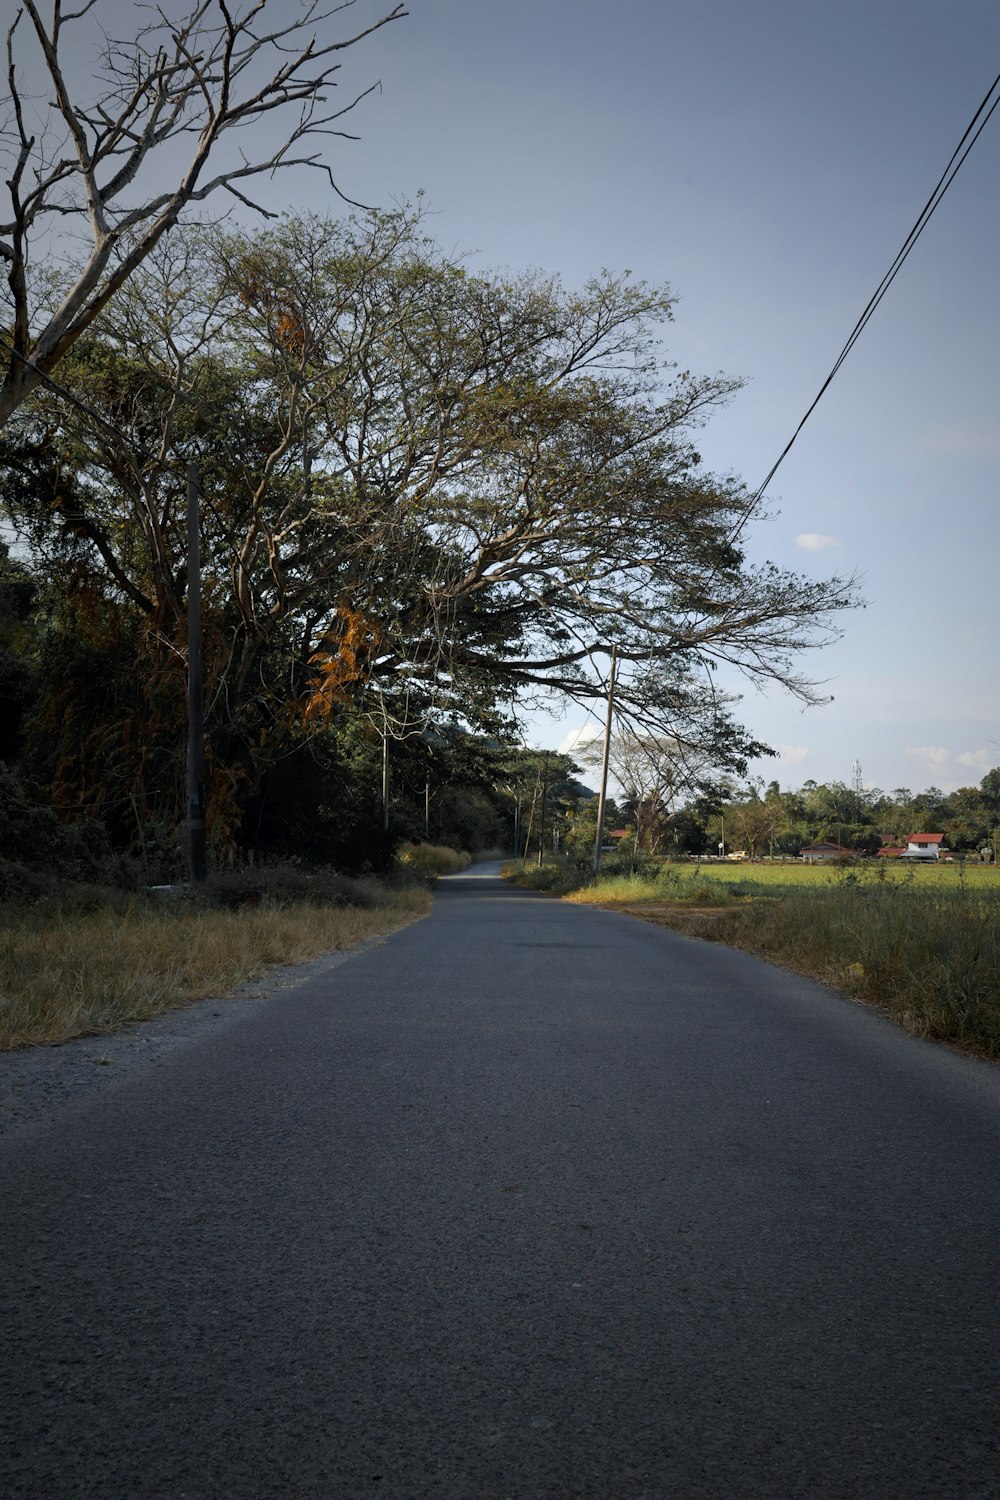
[508,858,1000,1059]
[566,864,736,908]
[714,877,1000,1056]
[0,885,430,1050]
[507,859,740,905]
[501,859,576,892]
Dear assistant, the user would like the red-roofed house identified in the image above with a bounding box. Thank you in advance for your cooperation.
[800,841,855,863]
[902,833,946,861]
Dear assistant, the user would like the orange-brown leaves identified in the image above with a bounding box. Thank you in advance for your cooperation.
[237,259,308,357]
[301,606,380,724]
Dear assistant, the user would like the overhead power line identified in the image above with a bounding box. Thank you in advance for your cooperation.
[729,64,1000,545]
[4,62,999,558]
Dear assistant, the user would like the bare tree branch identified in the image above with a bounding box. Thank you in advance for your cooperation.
[0,0,405,426]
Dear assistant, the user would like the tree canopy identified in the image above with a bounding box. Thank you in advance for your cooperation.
[694,775,1000,860]
[2,210,861,856]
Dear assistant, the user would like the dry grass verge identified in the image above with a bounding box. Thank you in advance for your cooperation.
[564,873,1000,1061]
[0,888,430,1050]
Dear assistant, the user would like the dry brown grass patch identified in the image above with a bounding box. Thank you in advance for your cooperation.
[0,889,430,1050]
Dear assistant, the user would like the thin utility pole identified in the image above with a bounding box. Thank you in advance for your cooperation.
[186,464,207,884]
[424,779,430,839]
[522,777,539,863]
[537,750,550,866]
[382,729,390,834]
[593,646,618,874]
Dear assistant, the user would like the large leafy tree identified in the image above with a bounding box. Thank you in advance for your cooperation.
[2,211,860,844]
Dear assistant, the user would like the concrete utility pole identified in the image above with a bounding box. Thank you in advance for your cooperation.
[522,770,540,863]
[382,730,390,834]
[536,751,551,866]
[186,465,207,884]
[593,646,618,874]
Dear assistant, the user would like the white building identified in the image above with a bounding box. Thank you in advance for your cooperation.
[902,833,945,861]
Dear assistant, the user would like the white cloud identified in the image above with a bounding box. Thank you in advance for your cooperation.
[795,532,841,552]
[957,749,991,772]
[905,745,952,772]
[558,726,600,757]
[778,745,810,765]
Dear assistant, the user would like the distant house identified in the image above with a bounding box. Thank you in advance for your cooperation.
[901,833,946,861]
[800,841,855,863]
[877,833,947,861]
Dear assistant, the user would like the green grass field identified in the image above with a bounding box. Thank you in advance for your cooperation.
[686,858,1000,888]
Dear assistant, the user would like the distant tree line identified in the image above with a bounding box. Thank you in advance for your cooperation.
[600,767,1000,861]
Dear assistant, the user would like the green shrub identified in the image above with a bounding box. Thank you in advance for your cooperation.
[0,765,121,894]
[501,859,581,894]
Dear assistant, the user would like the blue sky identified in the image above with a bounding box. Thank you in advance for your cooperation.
[330,0,999,795]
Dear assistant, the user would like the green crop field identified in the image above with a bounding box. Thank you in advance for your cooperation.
[677,859,1000,893]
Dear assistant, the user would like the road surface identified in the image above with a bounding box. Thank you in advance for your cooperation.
[3,863,1000,1498]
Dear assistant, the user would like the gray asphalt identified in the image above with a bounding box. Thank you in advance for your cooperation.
[3,864,1000,1499]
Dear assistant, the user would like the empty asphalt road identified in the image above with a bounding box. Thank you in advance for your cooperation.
[4,864,1000,1498]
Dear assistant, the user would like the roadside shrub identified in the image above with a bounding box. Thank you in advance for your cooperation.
[395,842,471,878]
[0,859,68,907]
[0,765,121,894]
[198,864,386,910]
[502,859,580,894]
